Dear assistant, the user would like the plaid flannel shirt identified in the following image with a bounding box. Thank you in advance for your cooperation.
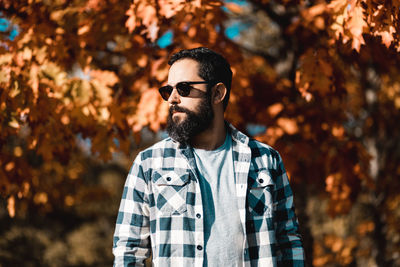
[113,123,305,267]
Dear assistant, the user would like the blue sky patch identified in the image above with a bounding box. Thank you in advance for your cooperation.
[158,30,173,48]
[0,17,19,40]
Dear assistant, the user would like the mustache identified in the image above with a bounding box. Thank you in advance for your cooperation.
[169,105,191,114]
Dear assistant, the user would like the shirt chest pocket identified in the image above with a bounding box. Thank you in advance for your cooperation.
[248,171,274,217]
[153,170,190,215]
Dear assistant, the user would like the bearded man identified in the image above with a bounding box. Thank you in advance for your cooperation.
[113,47,305,266]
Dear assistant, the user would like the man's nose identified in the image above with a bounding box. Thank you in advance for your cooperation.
[167,88,181,104]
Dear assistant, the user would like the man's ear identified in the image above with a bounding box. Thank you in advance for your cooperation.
[213,83,227,105]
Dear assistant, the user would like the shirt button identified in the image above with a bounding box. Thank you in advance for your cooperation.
[197,245,203,250]
[196,213,201,219]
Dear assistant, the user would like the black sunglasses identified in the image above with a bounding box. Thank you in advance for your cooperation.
[158,81,211,101]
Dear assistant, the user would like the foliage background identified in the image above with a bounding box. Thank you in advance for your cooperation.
[1,0,400,266]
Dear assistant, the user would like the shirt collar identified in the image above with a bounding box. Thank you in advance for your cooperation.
[225,121,249,145]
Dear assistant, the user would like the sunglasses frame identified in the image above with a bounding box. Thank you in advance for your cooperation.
[158,81,211,101]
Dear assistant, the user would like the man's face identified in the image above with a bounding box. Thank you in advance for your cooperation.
[165,59,214,144]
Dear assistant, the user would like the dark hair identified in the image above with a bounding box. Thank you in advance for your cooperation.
[168,47,232,110]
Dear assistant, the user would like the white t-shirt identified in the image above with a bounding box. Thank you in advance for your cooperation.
[193,133,244,267]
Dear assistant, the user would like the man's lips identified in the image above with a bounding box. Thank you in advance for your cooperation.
[172,111,186,119]
[170,105,189,115]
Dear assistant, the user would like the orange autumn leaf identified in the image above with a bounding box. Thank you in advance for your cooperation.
[225,2,243,14]
[347,3,368,51]
[125,4,137,33]
[277,117,299,135]
[159,0,186,18]
[90,70,119,87]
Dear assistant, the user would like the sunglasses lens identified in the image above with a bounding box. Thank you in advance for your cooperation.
[158,82,197,101]
[159,86,172,101]
[176,82,192,97]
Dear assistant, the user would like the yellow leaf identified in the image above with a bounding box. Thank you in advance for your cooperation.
[91,82,113,106]
[5,162,15,172]
[9,81,20,98]
[70,80,92,106]
[9,118,20,129]
[30,64,39,100]
[55,27,65,34]
[34,192,48,204]
[7,196,15,218]
[0,68,10,83]
[22,47,32,61]
[394,96,400,109]
[50,10,66,21]
[99,107,110,121]
[35,46,47,64]
[14,146,23,157]
[78,25,90,35]
[40,62,67,86]
[0,53,12,65]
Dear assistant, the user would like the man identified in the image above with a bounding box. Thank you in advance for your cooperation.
[113,47,305,266]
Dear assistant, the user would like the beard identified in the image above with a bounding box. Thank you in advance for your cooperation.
[166,94,214,145]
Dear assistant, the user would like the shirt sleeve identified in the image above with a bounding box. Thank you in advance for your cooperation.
[274,153,305,267]
[113,154,151,267]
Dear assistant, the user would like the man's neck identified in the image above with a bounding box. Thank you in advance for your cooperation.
[190,118,226,150]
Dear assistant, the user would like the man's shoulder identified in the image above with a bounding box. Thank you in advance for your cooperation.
[138,137,178,160]
[227,121,281,161]
[247,138,281,161]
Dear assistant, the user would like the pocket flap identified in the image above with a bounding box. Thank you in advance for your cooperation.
[153,170,190,186]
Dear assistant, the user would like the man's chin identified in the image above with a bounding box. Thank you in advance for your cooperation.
[172,113,187,124]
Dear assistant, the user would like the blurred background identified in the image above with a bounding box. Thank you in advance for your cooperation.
[1,0,400,266]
